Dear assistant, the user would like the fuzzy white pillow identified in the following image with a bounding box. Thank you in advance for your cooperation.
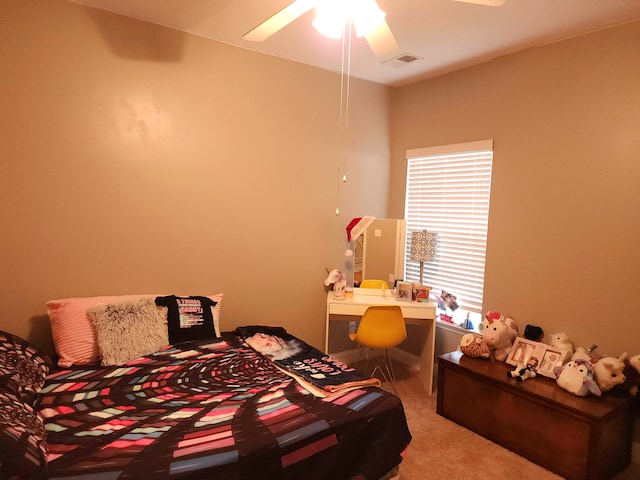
[89,297,169,366]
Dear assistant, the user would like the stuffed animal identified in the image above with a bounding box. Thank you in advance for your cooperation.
[572,347,592,362]
[524,324,544,342]
[549,332,574,364]
[613,354,640,398]
[630,354,640,372]
[629,354,640,396]
[554,359,601,396]
[593,353,628,392]
[479,311,518,362]
[572,344,600,364]
[459,333,491,359]
[507,357,538,382]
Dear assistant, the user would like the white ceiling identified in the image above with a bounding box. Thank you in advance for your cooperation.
[69,0,640,87]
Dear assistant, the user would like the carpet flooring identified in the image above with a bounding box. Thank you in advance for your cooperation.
[371,361,640,480]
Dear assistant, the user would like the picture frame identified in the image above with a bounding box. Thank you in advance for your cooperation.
[506,337,564,379]
[395,281,413,302]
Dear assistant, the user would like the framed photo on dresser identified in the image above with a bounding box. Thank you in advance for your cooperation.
[506,337,564,379]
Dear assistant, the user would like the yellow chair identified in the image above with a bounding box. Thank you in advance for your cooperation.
[359,279,389,289]
[349,305,407,388]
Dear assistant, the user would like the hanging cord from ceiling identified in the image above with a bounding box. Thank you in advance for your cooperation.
[335,19,353,216]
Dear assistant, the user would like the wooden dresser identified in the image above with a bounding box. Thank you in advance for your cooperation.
[437,351,635,480]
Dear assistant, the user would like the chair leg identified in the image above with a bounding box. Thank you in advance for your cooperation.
[351,346,369,376]
[354,349,399,394]
[376,350,398,394]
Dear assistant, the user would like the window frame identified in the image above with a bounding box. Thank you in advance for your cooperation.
[404,140,494,325]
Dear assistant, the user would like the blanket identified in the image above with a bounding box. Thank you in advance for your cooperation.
[38,333,412,480]
[236,326,381,396]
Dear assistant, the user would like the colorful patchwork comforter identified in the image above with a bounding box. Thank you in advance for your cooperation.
[36,331,411,479]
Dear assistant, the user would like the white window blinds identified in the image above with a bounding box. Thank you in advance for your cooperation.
[404,140,493,313]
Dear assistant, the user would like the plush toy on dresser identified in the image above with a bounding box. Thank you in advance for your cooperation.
[549,332,574,364]
[593,353,628,392]
[592,352,640,409]
[459,333,492,359]
[479,311,519,361]
[554,359,602,397]
[625,354,640,397]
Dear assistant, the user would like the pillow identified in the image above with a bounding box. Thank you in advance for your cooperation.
[0,391,48,480]
[0,331,52,402]
[156,295,221,344]
[89,297,169,366]
[47,293,223,366]
[47,294,155,367]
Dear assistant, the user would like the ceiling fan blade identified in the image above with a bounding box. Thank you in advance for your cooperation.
[364,20,400,58]
[451,0,506,6]
[243,0,316,42]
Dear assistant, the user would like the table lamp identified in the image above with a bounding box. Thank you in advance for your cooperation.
[410,229,437,286]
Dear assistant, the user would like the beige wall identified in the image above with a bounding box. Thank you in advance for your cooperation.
[390,20,640,356]
[1,0,392,353]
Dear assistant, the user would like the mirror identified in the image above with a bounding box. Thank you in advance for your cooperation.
[354,218,406,286]
[353,236,364,285]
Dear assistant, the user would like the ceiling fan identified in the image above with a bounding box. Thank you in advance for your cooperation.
[243,0,507,59]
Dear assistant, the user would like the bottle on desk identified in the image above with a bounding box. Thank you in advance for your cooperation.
[333,279,346,300]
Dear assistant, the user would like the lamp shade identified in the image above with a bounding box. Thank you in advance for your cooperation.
[410,230,437,263]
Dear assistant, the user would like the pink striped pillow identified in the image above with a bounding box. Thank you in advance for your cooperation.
[47,294,154,367]
[47,293,223,367]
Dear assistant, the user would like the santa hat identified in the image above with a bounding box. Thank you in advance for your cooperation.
[346,216,375,242]
[345,216,375,256]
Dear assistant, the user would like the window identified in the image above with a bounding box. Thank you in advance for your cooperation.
[404,140,493,331]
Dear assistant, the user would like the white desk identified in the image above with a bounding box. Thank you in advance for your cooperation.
[325,289,437,394]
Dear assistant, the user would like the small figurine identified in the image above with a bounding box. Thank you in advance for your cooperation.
[508,356,539,382]
[459,313,474,330]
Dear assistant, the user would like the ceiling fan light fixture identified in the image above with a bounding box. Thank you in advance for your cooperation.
[312,0,387,40]
[313,0,348,39]
[353,0,386,37]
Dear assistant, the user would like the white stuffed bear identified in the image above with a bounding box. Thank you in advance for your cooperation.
[549,332,574,364]
[480,311,518,362]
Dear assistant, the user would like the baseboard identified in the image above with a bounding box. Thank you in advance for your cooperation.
[389,348,420,370]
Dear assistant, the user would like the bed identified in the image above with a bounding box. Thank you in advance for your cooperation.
[0,294,412,480]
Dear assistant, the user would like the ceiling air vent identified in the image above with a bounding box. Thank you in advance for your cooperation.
[382,53,422,68]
